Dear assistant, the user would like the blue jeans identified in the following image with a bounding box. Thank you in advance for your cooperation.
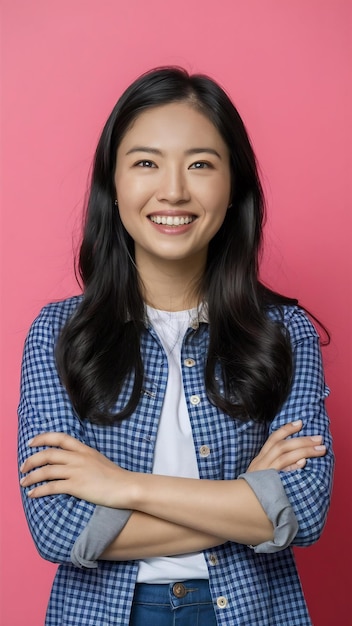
[129,579,218,626]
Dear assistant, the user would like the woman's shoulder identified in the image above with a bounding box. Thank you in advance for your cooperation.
[267,304,320,343]
[28,295,83,340]
[40,295,82,318]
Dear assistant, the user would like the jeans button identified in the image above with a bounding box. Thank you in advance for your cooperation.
[172,582,187,598]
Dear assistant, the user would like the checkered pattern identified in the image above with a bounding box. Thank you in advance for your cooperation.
[18,297,334,625]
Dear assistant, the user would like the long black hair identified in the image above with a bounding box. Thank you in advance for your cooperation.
[56,66,298,425]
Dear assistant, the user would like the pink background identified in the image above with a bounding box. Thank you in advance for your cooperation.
[1,1,351,624]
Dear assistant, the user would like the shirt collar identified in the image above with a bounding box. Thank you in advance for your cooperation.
[143,302,209,329]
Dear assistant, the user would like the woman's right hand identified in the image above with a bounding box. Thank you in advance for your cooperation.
[247,420,326,473]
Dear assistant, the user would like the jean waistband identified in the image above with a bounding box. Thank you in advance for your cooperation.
[133,579,213,607]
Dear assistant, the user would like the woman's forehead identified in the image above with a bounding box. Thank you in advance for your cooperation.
[118,102,228,154]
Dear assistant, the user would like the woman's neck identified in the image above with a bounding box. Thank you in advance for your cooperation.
[136,254,205,312]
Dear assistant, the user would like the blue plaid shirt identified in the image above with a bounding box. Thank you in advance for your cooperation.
[18,297,334,625]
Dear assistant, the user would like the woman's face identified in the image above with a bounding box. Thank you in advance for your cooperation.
[114,102,231,270]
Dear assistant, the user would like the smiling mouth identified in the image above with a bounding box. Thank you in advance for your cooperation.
[148,215,196,226]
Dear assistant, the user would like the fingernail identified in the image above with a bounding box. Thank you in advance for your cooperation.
[296,459,306,466]
[292,420,302,426]
[19,463,25,472]
[27,438,34,446]
[314,445,326,451]
[27,489,34,497]
[311,436,322,443]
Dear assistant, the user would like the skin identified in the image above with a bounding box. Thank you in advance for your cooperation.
[20,103,327,559]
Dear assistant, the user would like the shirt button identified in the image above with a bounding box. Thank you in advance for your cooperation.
[184,358,196,367]
[217,596,228,609]
[199,445,210,457]
[190,394,201,406]
[190,319,199,329]
[208,554,218,566]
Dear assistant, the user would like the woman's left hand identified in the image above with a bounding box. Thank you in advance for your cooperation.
[20,432,131,508]
[247,420,326,473]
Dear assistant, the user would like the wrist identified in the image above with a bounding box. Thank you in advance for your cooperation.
[117,469,145,510]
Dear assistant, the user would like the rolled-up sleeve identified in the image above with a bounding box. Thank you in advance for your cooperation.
[70,506,132,568]
[238,469,299,552]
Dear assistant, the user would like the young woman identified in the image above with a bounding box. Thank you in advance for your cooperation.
[18,67,334,626]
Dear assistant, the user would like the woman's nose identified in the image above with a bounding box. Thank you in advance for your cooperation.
[156,166,191,204]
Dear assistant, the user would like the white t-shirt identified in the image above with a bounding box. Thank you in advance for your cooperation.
[137,306,208,583]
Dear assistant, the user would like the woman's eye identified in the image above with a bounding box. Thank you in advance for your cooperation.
[190,161,211,169]
[135,160,156,168]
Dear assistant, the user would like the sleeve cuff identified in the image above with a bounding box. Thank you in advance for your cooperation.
[71,506,132,568]
[238,469,298,553]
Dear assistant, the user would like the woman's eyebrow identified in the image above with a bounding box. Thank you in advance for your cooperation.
[126,146,162,155]
[185,148,222,159]
[125,146,222,158]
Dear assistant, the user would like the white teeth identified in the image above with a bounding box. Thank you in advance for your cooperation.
[150,215,195,226]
